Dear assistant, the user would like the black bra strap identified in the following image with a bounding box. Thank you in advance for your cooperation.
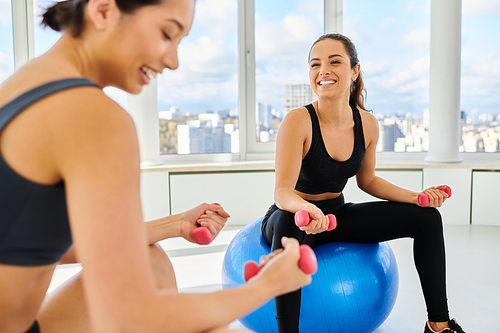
[0,78,101,130]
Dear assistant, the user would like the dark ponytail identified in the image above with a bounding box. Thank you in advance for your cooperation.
[309,33,368,111]
[41,0,162,38]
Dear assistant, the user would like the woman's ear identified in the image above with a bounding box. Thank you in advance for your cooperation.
[86,0,118,31]
[352,63,361,81]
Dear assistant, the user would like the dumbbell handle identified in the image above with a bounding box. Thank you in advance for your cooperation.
[417,186,452,207]
[244,244,317,281]
[192,203,220,245]
[294,209,337,231]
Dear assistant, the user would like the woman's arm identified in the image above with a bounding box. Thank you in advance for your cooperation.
[274,108,317,213]
[53,90,310,333]
[145,204,230,245]
[273,108,330,232]
[356,111,449,207]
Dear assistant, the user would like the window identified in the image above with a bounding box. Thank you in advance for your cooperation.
[0,0,14,82]
[344,0,431,153]
[157,0,238,155]
[254,0,323,143]
[460,0,500,153]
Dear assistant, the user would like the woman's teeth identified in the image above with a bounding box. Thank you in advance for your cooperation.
[141,66,157,80]
[319,80,336,85]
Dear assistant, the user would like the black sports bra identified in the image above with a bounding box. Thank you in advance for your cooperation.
[294,103,366,195]
[0,78,101,266]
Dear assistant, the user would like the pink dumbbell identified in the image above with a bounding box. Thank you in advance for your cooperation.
[417,186,452,207]
[244,244,317,281]
[192,203,220,245]
[294,209,337,231]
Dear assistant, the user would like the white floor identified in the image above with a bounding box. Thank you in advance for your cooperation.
[49,224,500,332]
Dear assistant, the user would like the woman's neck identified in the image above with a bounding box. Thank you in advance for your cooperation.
[41,33,101,85]
[314,96,353,126]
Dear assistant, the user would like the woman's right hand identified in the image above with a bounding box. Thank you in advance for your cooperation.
[249,237,312,297]
[298,204,330,235]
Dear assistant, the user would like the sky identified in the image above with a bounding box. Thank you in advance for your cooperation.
[0,0,498,117]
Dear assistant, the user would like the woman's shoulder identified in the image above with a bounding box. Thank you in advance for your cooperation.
[358,108,378,129]
[357,107,379,146]
[279,106,313,134]
[282,106,312,124]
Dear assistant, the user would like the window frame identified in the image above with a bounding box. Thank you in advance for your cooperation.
[10,0,497,164]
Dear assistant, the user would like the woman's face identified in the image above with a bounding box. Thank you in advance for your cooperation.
[100,0,195,93]
[308,39,359,101]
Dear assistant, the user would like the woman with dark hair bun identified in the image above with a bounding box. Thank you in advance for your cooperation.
[0,1,312,332]
[261,33,466,333]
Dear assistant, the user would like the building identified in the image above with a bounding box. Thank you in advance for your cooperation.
[284,83,316,116]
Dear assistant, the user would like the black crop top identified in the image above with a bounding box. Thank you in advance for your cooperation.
[294,103,366,195]
[0,78,101,266]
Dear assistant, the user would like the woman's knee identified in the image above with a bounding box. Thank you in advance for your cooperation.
[148,243,177,290]
[410,207,445,240]
[266,210,305,248]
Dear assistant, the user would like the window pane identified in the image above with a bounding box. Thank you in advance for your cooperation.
[0,0,14,83]
[254,0,323,143]
[344,0,430,152]
[157,0,238,155]
[33,0,127,108]
[461,0,500,153]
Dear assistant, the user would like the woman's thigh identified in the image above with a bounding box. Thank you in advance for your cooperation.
[324,201,442,244]
[37,244,177,333]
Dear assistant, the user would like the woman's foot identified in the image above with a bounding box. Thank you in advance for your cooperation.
[424,319,465,333]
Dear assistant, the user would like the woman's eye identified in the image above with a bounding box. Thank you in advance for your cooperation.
[162,31,171,40]
[331,61,340,64]
[311,63,319,68]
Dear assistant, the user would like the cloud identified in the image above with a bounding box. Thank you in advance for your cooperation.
[157,77,238,113]
[361,60,391,77]
[156,35,238,112]
[461,53,500,106]
[462,0,500,16]
[153,0,240,113]
[255,13,322,63]
[160,36,237,85]
[193,0,237,36]
[382,56,429,88]
[361,54,430,113]
[401,28,430,52]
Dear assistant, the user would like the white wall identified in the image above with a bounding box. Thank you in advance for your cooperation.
[169,171,275,225]
[471,171,500,226]
[140,168,500,226]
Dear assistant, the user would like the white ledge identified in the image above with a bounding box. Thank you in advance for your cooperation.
[140,153,500,173]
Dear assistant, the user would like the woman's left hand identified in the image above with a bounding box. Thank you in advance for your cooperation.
[418,185,450,208]
[179,203,230,243]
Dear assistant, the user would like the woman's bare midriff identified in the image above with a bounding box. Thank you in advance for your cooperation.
[295,190,342,202]
[0,263,56,331]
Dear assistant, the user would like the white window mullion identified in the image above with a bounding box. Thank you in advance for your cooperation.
[325,0,342,34]
[238,0,251,160]
[11,0,34,71]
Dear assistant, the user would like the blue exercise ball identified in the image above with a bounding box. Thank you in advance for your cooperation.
[222,218,399,333]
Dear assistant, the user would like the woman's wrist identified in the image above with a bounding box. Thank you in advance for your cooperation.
[145,214,182,244]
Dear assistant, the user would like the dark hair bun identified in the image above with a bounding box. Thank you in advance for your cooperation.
[41,0,85,37]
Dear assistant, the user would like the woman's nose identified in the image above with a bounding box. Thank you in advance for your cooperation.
[162,48,179,71]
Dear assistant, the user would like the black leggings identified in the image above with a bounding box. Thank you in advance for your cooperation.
[261,194,449,333]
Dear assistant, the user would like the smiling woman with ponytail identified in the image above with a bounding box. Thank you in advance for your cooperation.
[261,33,467,333]
[0,1,312,332]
